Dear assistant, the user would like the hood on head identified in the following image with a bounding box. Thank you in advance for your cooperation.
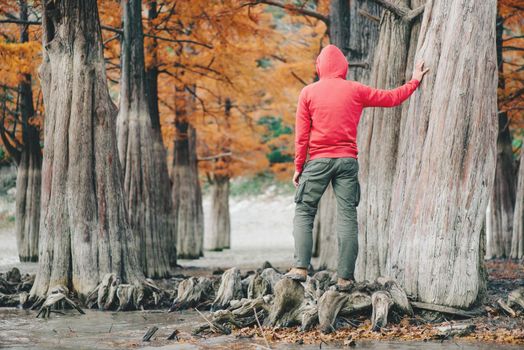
[315,44,348,79]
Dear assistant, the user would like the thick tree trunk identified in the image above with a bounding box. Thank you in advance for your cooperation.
[511,152,524,259]
[172,87,204,258]
[15,0,42,263]
[116,0,175,277]
[387,0,497,307]
[207,175,231,251]
[355,0,424,281]
[31,0,144,299]
[315,0,381,268]
[486,14,516,259]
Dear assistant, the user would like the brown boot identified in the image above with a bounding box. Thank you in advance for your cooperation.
[336,277,355,292]
[284,267,308,282]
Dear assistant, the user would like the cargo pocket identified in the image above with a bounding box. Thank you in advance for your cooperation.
[355,181,361,207]
[294,181,307,203]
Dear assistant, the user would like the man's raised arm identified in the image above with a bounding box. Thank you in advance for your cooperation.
[358,60,429,108]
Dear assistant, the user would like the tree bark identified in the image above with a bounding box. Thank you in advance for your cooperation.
[31,0,144,299]
[206,97,232,251]
[486,13,516,259]
[116,0,175,277]
[207,175,231,251]
[15,0,42,263]
[512,152,524,259]
[172,85,204,259]
[355,0,424,281]
[486,112,516,258]
[315,0,381,268]
[387,0,497,307]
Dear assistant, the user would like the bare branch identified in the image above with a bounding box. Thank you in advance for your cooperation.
[370,0,424,22]
[0,18,40,25]
[291,71,307,85]
[370,0,409,18]
[349,61,370,69]
[405,4,425,22]
[243,0,330,26]
[0,19,212,49]
[198,152,233,161]
[358,9,380,23]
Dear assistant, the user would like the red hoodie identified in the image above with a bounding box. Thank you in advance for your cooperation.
[294,45,420,173]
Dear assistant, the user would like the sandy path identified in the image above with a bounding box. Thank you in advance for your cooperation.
[0,193,297,274]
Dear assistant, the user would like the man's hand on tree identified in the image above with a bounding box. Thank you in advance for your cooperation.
[412,60,430,82]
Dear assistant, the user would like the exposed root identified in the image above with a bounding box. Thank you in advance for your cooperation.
[211,267,244,311]
[264,278,304,327]
[371,291,393,331]
[169,276,214,312]
[318,290,349,334]
[36,285,85,318]
[86,274,163,311]
[247,272,272,299]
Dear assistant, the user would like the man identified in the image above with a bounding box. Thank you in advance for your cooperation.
[285,44,429,290]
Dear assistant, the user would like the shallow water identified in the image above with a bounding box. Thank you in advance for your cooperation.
[0,308,522,350]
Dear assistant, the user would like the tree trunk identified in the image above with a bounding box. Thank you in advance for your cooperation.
[355,0,424,281]
[315,0,381,268]
[511,152,524,259]
[116,0,175,277]
[486,13,516,259]
[172,86,204,258]
[146,1,177,266]
[15,82,41,263]
[15,0,42,263]
[31,0,144,299]
[486,112,516,258]
[387,0,497,308]
[207,175,231,251]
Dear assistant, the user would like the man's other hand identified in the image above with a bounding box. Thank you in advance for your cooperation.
[412,60,430,82]
[293,171,301,188]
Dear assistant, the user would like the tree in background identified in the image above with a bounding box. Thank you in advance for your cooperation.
[485,0,522,259]
[31,0,144,300]
[116,0,175,277]
[498,0,524,259]
[0,0,42,262]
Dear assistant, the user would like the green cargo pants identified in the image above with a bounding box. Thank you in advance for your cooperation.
[293,157,360,280]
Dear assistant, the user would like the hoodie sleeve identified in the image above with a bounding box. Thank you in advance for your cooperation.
[358,79,420,108]
[295,88,311,173]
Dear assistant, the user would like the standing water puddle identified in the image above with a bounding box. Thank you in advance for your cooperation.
[0,308,522,350]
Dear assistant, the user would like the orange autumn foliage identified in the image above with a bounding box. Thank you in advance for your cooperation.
[0,2,43,159]
[498,0,524,132]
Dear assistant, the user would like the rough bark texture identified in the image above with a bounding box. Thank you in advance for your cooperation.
[486,112,516,258]
[116,0,175,277]
[387,0,497,307]
[31,0,144,299]
[14,0,41,263]
[355,0,424,281]
[172,86,204,258]
[512,152,524,259]
[486,14,516,259]
[207,175,231,251]
[315,0,381,269]
[145,1,177,267]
